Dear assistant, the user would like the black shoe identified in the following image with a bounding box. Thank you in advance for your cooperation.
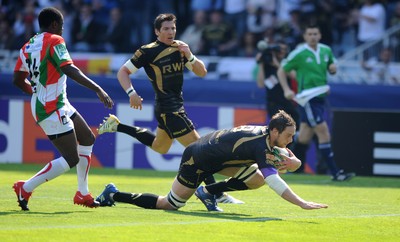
[332,170,355,181]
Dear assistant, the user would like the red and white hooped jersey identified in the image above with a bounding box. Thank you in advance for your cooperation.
[14,32,73,122]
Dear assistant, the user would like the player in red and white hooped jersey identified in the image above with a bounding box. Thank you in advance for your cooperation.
[12,7,114,211]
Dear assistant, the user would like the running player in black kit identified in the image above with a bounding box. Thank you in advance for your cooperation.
[95,110,328,212]
[97,13,242,204]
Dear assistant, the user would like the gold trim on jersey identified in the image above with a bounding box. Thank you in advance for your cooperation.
[232,135,265,152]
[182,156,195,166]
[153,46,180,63]
[132,49,142,61]
[142,41,159,49]
[149,63,166,94]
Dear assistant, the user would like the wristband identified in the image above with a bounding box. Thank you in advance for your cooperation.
[125,87,136,97]
[188,54,197,64]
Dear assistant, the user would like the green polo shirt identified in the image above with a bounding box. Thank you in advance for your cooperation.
[281,43,336,93]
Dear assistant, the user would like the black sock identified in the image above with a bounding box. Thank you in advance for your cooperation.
[117,123,155,147]
[203,175,222,197]
[205,178,248,196]
[113,192,158,209]
[204,175,216,185]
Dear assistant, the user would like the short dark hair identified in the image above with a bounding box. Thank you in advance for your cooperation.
[269,110,296,133]
[38,7,63,29]
[154,13,176,31]
[302,23,320,34]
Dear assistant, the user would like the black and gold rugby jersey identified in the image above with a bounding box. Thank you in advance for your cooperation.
[184,125,278,175]
[129,40,189,113]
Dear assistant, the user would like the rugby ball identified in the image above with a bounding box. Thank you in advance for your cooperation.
[272,146,289,173]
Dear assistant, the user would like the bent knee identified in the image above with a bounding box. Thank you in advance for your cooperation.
[78,131,95,146]
[87,132,95,145]
[151,144,171,154]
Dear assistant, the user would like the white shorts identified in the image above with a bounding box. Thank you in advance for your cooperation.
[37,102,77,136]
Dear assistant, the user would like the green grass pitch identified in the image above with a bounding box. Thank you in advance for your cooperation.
[1,163,399,242]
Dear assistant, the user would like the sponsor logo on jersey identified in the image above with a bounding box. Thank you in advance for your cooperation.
[54,44,71,60]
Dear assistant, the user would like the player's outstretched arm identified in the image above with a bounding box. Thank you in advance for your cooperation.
[265,174,328,210]
[61,64,114,109]
[281,188,328,210]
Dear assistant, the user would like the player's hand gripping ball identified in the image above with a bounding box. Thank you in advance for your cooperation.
[271,146,290,173]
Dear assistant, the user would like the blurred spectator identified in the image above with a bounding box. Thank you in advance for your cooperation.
[51,1,73,47]
[223,0,247,37]
[0,19,16,50]
[172,0,192,31]
[117,1,175,50]
[91,0,119,26]
[0,0,398,63]
[199,10,238,56]
[191,0,223,12]
[332,0,358,57]
[389,1,400,61]
[246,0,277,41]
[297,0,318,25]
[103,7,131,53]
[386,0,399,26]
[361,48,400,85]
[70,3,105,52]
[293,1,335,46]
[275,0,301,24]
[237,31,258,57]
[390,2,400,28]
[261,27,280,46]
[179,10,208,55]
[278,9,302,50]
[119,1,145,50]
[314,1,334,46]
[356,0,386,60]
[357,0,386,45]
[12,0,39,49]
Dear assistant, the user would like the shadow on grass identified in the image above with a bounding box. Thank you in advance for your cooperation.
[165,210,282,222]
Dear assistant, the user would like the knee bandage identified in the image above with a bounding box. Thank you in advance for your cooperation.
[167,190,187,209]
[233,164,258,182]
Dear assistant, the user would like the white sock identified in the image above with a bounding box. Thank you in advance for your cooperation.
[24,157,70,192]
[76,145,93,195]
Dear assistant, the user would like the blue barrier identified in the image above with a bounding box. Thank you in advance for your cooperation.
[2,73,399,111]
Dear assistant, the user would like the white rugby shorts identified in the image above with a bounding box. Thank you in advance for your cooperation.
[37,102,77,136]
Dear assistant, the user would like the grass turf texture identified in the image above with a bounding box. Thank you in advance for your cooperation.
[1,163,399,242]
